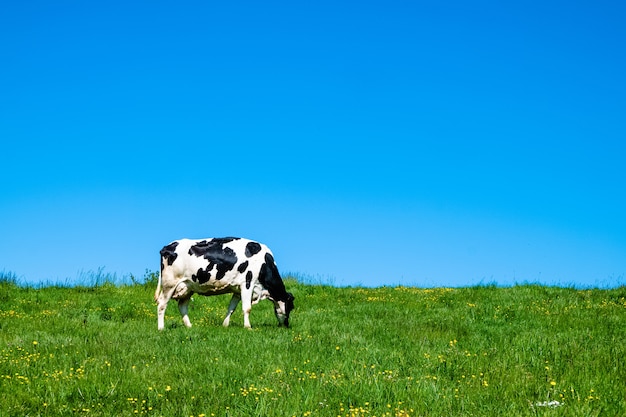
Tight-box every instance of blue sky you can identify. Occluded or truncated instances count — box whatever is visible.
[1,0,625,288]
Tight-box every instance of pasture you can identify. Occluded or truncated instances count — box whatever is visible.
[0,273,624,416]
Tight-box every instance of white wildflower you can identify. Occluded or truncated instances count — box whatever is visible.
[534,400,562,408]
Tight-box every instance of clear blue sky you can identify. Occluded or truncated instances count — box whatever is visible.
[1,0,625,288]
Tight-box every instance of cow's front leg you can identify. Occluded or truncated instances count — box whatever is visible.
[223,293,241,327]
[241,291,253,329]
[178,296,192,328]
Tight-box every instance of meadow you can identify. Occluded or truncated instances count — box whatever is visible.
[0,272,624,416]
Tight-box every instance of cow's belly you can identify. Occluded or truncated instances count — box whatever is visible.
[195,282,237,296]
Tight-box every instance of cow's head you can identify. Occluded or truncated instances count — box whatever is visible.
[274,292,295,327]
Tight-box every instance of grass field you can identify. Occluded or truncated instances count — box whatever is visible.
[0,272,624,416]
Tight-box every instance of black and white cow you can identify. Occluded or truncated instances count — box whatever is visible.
[154,237,294,330]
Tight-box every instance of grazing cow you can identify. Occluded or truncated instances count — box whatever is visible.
[154,237,295,330]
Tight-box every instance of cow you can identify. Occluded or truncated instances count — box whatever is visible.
[154,237,294,330]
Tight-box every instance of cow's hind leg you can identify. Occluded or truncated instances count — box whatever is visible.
[223,293,241,327]
[178,296,193,328]
[157,293,170,331]
[170,282,193,328]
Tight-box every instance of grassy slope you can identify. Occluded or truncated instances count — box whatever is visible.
[0,278,624,416]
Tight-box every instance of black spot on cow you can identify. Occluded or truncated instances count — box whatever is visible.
[218,237,239,244]
[237,261,249,274]
[160,241,179,266]
[245,241,262,257]
[258,252,289,300]
[188,238,239,281]
[189,237,238,257]
[192,268,212,284]
[246,270,253,289]
[257,252,295,322]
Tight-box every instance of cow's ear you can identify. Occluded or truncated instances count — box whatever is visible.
[287,292,295,301]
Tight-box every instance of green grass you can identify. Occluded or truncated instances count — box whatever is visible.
[0,274,624,416]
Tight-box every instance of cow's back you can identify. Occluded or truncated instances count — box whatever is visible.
[160,237,274,288]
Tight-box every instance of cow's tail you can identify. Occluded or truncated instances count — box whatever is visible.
[153,270,162,303]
